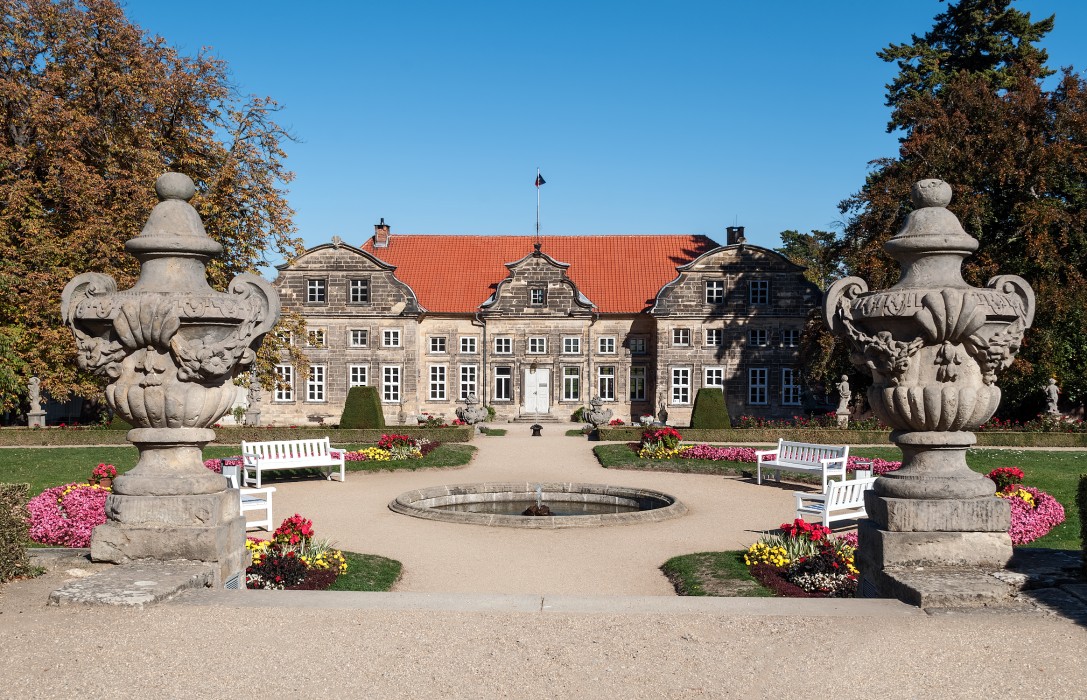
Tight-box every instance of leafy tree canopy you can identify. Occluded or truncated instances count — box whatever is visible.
[839,0,1086,415]
[0,0,305,412]
[774,229,843,291]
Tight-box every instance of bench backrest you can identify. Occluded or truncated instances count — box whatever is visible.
[827,477,877,508]
[242,437,332,462]
[778,440,848,466]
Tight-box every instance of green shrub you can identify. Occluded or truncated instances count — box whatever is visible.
[340,386,385,429]
[0,483,32,583]
[485,405,496,421]
[690,388,730,429]
[571,406,586,422]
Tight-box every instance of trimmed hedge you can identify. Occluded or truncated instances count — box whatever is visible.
[1079,475,1087,575]
[0,483,32,583]
[690,388,730,429]
[0,425,474,446]
[593,426,1087,448]
[340,386,386,429]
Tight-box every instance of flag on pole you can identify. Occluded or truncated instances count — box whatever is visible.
[535,172,545,187]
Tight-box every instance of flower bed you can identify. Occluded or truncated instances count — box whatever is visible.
[744,519,858,598]
[988,467,1066,545]
[27,482,110,547]
[245,514,348,590]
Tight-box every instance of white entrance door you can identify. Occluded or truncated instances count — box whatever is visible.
[522,368,550,414]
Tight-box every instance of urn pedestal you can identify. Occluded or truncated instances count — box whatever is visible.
[823,180,1034,605]
[61,173,280,588]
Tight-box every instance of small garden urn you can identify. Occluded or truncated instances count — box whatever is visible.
[61,173,281,585]
[822,179,1034,599]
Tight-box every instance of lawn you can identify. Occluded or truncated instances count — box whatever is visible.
[327,552,402,592]
[594,442,1085,550]
[1,443,477,496]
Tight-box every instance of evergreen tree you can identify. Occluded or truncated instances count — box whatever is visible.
[839,0,1086,414]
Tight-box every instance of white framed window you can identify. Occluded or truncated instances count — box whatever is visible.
[748,329,769,347]
[382,329,401,348]
[494,337,512,354]
[306,328,326,348]
[494,366,512,401]
[429,336,447,354]
[429,365,446,400]
[749,367,768,404]
[274,364,294,402]
[349,278,370,304]
[349,329,368,348]
[671,367,691,405]
[597,366,615,401]
[749,279,770,305]
[276,329,292,346]
[348,364,368,387]
[307,364,326,402]
[704,367,725,388]
[528,337,547,354]
[782,368,801,406]
[460,364,478,400]
[562,337,581,354]
[597,337,616,354]
[460,336,478,354]
[629,366,646,401]
[705,328,723,347]
[530,288,545,306]
[782,329,801,348]
[629,337,647,355]
[562,366,580,401]
[705,280,725,304]
[306,278,326,303]
[672,328,690,346]
[382,365,401,403]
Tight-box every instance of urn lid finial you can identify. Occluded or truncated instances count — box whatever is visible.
[154,172,196,202]
[910,179,952,209]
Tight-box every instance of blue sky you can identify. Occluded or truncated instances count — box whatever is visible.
[122,1,1086,260]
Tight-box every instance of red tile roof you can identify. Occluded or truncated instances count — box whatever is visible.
[360,234,719,314]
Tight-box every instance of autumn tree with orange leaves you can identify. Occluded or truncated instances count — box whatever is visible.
[838,0,1086,415]
[0,0,306,414]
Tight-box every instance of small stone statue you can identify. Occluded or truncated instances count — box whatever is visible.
[836,375,851,414]
[455,392,488,425]
[27,376,46,428]
[1044,378,1060,416]
[584,395,613,428]
[244,373,262,426]
[28,376,42,412]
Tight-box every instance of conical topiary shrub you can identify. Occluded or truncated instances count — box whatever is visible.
[690,387,730,429]
[340,386,386,429]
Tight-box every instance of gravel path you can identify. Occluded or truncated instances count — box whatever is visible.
[2,428,1085,698]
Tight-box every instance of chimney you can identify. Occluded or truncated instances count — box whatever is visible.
[726,225,746,245]
[374,218,390,248]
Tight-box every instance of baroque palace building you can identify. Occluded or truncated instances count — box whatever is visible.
[260,222,820,426]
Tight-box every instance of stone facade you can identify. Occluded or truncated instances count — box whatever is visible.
[261,229,820,426]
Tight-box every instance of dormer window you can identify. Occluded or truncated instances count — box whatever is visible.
[705,280,725,304]
[530,288,545,306]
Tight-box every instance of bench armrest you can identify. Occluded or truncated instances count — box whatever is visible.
[241,452,260,466]
[754,449,778,461]
[820,456,848,468]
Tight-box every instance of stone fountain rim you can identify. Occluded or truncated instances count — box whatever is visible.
[389,481,687,529]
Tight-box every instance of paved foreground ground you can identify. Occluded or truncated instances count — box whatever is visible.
[2,428,1086,698]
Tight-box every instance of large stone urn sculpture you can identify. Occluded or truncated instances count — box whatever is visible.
[61,173,281,585]
[823,179,1034,602]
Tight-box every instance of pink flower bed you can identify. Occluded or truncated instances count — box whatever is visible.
[27,483,110,547]
[1004,486,1065,545]
[680,444,758,462]
[203,456,244,473]
[845,456,902,475]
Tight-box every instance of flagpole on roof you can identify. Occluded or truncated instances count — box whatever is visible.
[535,168,545,250]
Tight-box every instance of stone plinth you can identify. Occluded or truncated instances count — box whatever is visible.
[27,410,46,428]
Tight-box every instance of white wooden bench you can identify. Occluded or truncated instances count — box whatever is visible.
[794,476,878,527]
[222,464,276,531]
[240,437,346,488]
[755,439,849,491]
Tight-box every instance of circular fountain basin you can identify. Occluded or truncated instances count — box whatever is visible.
[389,482,686,528]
